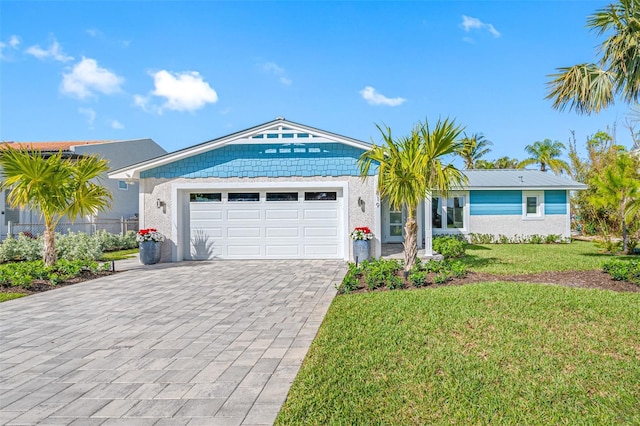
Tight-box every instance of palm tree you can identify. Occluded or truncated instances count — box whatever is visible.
[359,118,466,271]
[590,152,640,253]
[520,139,570,174]
[458,133,493,169]
[0,148,112,265]
[493,156,522,169]
[547,0,640,114]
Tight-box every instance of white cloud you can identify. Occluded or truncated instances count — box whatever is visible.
[0,35,21,60]
[262,61,292,86]
[110,119,124,129]
[461,15,501,38]
[359,86,406,107]
[78,107,96,128]
[135,70,218,113]
[26,38,74,62]
[61,57,124,99]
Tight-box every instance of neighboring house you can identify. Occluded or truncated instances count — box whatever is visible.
[109,118,586,262]
[0,139,167,240]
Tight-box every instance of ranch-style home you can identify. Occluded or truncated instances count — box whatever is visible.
[109,118,587,262]
[0,139,167,240]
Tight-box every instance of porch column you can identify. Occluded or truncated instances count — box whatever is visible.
[424,194,433,255]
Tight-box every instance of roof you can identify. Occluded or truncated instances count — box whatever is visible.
[458,169,587,190]
[0,141,113,152]
[110,117,372,180]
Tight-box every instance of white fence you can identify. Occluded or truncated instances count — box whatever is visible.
[6,217,139,239]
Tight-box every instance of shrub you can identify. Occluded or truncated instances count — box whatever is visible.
[0,234,42,263]
[434,272,451,285]
[469,233,495,244]
[0,259,107,289]
[433,236,466,258]
[602,259,640,284]
[95,230,138,252]
[408,270,427,287]
[448,260,468,278]
[337,263,362,294]
[56,231,103,261]
[363,259,402,291]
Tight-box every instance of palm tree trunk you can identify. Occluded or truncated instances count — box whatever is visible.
[622,219,628,253]
[43,226,57,266]
[403,211,418,272]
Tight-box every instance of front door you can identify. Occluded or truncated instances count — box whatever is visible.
[382,200,405,243]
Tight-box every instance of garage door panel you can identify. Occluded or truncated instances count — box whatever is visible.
[265,227,299,238]
[304,209,338,220]
[265,209,299,220]
[188,188,343,259]
[266,245,300,256]
[227,227,261,238]
[228,209,261,220]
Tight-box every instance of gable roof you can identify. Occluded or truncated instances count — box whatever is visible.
[110,118,372,180]
[458,169,587,190]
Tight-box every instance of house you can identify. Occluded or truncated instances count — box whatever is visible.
[109,118,586,262]
[0,139,167,240]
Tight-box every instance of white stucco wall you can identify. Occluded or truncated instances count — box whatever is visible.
[140,175,378,262]
[467,215,569,238]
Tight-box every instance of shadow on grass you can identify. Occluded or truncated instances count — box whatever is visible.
[459,254,502,269]
[465,244,492,251]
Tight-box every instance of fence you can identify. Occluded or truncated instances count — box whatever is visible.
[6,217,139,239]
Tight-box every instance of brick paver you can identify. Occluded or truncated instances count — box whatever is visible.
[0,260,345,425]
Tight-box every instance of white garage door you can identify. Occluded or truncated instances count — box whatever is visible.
[187,189,343,259]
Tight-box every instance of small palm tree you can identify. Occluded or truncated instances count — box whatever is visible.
[458,133,493,169]
[547,0,640,114]
[0,148,112,265]
[520,139,570,174]
[590,152,640,253]
[493,156,522,169]
[359,118,466,271]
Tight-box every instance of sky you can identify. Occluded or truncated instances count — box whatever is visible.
[1,0,637,165]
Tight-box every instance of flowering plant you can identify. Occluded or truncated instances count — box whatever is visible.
[350,226,374,240]
[136,228,165,243]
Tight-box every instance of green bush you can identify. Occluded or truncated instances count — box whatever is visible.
[56,231,103,261]
[433,236,466,258]
[448,260,468,278]
[363,259,403,291]
[95,230,138,251]
[469,233,495,244]
[0,233,42,262]
[0,259,108,289]
[408,270,427,287]
[602,259,640,284]
[337,263,362,294]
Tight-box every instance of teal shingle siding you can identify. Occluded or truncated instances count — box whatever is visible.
[140,143,376,179]
[470,190,522,215]
[544,190,567,215]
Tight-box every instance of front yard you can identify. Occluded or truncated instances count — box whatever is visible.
[277,241,640,425]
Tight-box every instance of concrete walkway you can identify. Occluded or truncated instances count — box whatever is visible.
[0,259,346,425]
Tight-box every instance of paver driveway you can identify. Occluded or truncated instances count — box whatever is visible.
[0,260,346,425]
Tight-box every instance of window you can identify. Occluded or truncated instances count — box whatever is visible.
[266,192,299,202]
[190,193,221,202]
[447,196,465,229]
[304,191,337,201]
[228,192,260,202]
[432,193,467,231]
[522,191,543,218]
[118,180,128,190]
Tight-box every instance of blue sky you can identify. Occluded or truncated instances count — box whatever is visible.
[0,1,636,163]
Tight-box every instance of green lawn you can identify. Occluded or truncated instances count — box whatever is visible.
[277,283,640,425]
[0,293,26,303]
[100,248,139,261]
[460,240,632,274]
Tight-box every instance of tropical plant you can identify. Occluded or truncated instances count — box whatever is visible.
[474,156,521,170]
[359,118,466,271]
[0,149,112,266]
[458,133,492,169]
[547,0,640,114]
[589,152,640,253]
[520,139,570,174]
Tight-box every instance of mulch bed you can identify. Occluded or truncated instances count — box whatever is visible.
[0,270,117,295]
[348,270,639,294]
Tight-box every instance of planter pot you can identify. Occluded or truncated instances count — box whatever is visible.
[139,241,162,265]
[353,239,371,263]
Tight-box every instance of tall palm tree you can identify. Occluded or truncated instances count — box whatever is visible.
[547,0,640,114]
[0,148,112,265]
[520,139,570,174]
[359,118,466,271]
[493,156,522,169]
[458,133,493,169]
